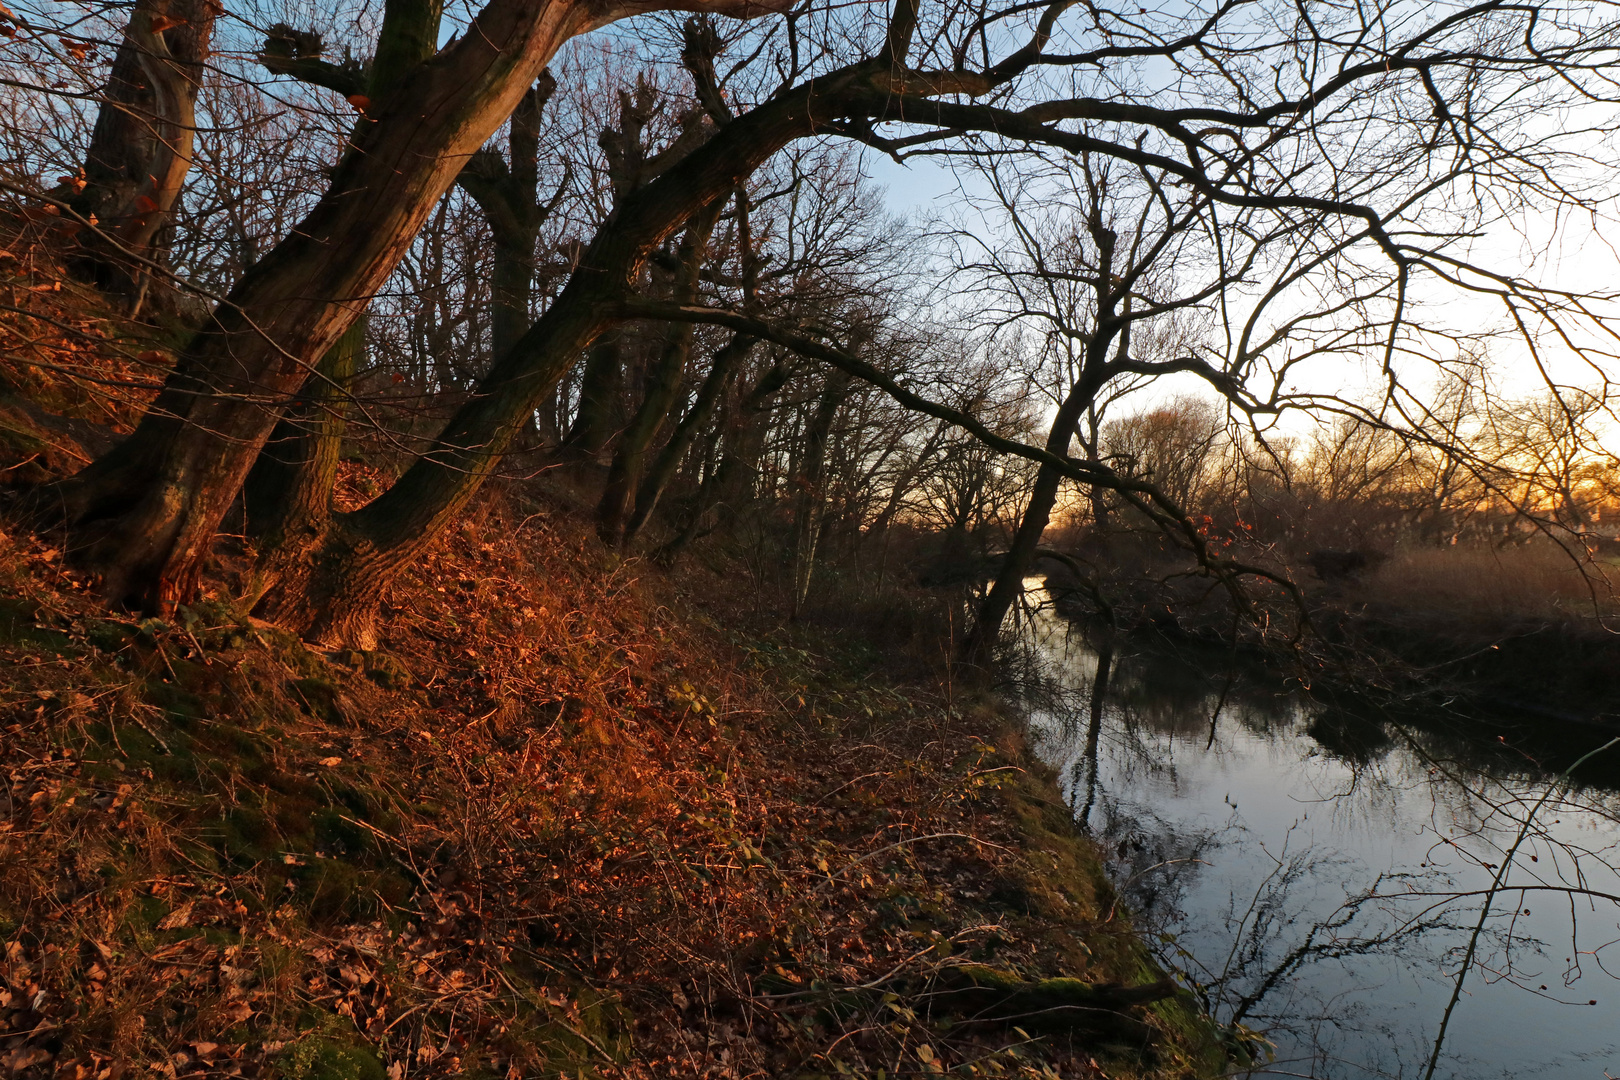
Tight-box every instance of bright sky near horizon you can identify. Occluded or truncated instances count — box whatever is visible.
[860,137,1620,454]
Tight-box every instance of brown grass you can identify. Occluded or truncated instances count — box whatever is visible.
[1348,540,1620,624]
[0,242,1220,1080]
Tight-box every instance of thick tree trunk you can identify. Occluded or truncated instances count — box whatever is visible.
[43,0,788,615]
[596,202,724,544]
[239,0,439,594]
[72,0,218,301]
[240,319,364,603]
[623,330,755,543]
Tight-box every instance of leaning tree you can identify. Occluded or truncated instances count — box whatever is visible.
[29,0,791,614]
[30,0,1620,650]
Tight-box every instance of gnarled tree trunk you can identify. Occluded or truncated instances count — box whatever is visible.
[42,0,789,615]
[236,0,443,601]
[561,335,625,459]
[72,0,219,304]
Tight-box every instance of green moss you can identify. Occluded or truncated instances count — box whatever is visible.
[312,808,371,857]
[273,1036,386,1080]
[148,680,209,726]
[289,678,345,724]
[363,652,411,690]
[219,805,277,863]
[0,419,48,456]
[0,597,72,652]
[86,618,136,652]
[287,857,408,925]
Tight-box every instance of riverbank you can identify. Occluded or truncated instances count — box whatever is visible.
[1039,540,1620,732]
[1011,603,1620,1079]
[0,495,1226,1079]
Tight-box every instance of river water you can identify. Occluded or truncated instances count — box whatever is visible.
[1013,594,1620,1079]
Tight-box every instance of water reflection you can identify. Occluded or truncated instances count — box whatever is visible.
[1008,592,1620,1079]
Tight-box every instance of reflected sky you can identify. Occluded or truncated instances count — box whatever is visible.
[1012,594,1620,1079]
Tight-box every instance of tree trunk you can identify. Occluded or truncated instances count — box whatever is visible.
[657,355,792,562]
[596,201,724,544]
[791,374,850,618]
[240,318,365,603]
[71,0,218,302]
[963,339,1123,663]
[236,0,444,591]
[458,72,557,363]
[561,334,625,458]
[960,380,1096,664]
[260,69,890,644]
[962,206,1130,663]
[623,330,755,543]
[42,0,788,615]
[867,417,947,537]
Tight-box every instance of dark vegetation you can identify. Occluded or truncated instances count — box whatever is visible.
[1035,402,1620,725]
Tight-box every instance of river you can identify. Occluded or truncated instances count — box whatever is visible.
[1013,591,1620,1079]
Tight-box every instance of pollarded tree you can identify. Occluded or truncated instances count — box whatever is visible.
[68,0,221,304]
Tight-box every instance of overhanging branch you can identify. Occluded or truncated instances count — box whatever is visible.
[613,297,1305,614]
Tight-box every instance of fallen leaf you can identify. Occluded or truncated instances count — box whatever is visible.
[156,902,194,929]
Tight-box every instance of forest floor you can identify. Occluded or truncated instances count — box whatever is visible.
[0,265,1229,1079]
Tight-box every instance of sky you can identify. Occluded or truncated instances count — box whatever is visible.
[858,131,1620,454]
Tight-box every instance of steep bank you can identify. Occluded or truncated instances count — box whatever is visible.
[0,496,1225,1080]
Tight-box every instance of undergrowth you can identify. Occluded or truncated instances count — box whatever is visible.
[0,500,1226,1079]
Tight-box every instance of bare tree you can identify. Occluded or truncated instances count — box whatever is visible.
[2,0,1613,655]
[69,0,220,305]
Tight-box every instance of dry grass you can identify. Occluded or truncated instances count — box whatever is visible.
[1348,541,1620,624]
[0,247,1222,1080]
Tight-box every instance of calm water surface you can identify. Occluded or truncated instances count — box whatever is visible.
[1014,595,1620,1079]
